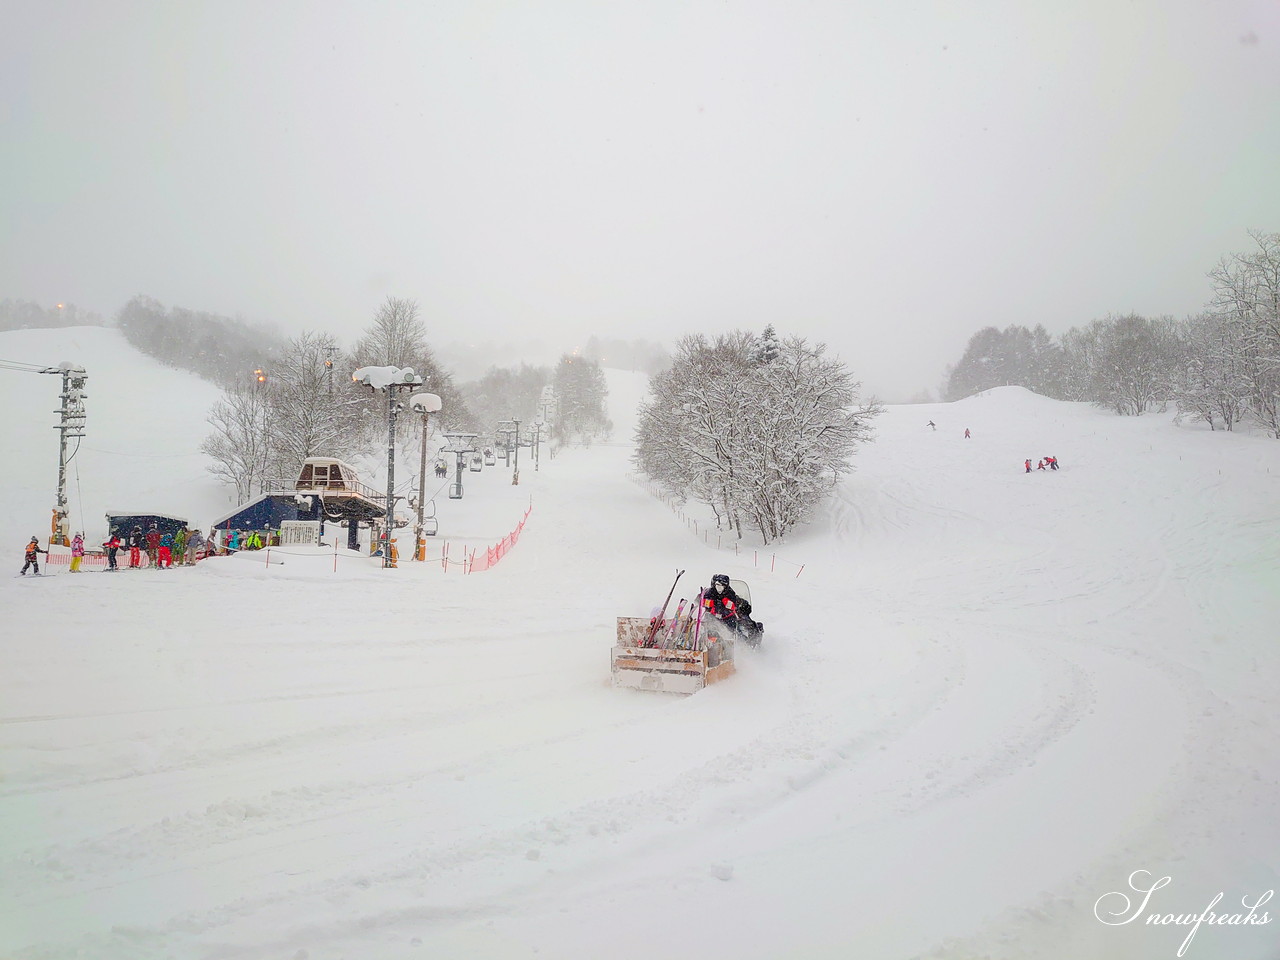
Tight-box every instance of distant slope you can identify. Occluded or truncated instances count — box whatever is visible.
[601,366,649,443]
[0,327,231,547]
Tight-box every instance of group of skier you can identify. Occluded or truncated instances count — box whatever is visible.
[20,525,210,575]
[1024,457,1060,473]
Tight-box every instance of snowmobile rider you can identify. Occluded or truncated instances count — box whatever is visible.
[703,573,762,641]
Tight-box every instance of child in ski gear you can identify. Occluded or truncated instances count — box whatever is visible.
[228,529,241,551]
[103,532,121,570]
[158,531,174,567]
[174,527,188,564]
[1037,459,1046,471]
[70,533,85,572]
[145,525,161,565]
[702,573,763,642]
[927,420,936,430]
[129,527,144,567]
[1025,459,1032,473]
[964,428,971,438]
[1046,455,1059,470]
[185,530,204,564]
[21,537,47,575]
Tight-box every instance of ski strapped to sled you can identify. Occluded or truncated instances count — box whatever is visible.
[613,576,735,694]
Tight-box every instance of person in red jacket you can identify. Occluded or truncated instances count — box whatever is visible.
[145,524,161,565]
[128,527,144,568]
[702,573,763,644]
[1025,459,1032,473]
[102,531,121,570]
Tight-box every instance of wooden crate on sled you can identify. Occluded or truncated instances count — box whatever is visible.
[611,616,735,695]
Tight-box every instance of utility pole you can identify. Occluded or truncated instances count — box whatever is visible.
[324,345,335,399]
[0,357,88,546]
[533,421,541,471]
[50,365,87,545]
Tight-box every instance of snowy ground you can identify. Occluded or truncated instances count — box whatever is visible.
[2,327,1278,960]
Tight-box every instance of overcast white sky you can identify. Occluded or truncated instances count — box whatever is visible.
[3,0,1278,398]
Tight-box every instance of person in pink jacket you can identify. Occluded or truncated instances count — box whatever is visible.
[70,532,85,573]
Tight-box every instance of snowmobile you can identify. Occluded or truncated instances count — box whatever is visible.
[612,571,756,694]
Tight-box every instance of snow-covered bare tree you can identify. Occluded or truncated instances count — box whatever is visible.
[201,380,273,502]
[351,296,471,434]
[1171,313,1250,430]
[265,331,361,473]
[636,331,879,543]
[1060,314,1180,415]
[1208,230,1280,437]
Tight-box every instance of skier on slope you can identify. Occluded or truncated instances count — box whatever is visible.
[20,537,48,576]
[158,530,175,568]
[702,573,763,644]
[103,531,121,570]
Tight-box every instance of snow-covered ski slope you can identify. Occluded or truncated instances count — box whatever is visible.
[2,327,1278,960]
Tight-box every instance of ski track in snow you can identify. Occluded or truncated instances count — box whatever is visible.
[2,331,1278,960]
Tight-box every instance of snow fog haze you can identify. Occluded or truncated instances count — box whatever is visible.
[1,325,1277,959]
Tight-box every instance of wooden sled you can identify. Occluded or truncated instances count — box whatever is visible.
[611,616,735,695]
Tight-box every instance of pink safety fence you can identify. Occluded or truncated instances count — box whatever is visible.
[459,503,532,573]
[43,549,208,569]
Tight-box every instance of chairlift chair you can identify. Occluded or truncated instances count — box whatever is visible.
[448,482,464,500]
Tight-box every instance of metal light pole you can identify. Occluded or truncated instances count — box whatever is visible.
[511,418,521,485]
[410,392,442,560]
[352,366,423,568]
[254,368,270,495]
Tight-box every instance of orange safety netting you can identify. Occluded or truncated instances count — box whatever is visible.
[463,503,532,573]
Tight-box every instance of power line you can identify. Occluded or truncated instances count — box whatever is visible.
[0,357,55,374]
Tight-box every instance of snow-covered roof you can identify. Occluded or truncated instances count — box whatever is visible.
[302,457,362,472]
[104,510,189,523]
[207,494,272,529]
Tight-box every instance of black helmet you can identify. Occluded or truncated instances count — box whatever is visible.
[711,573,730,587]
